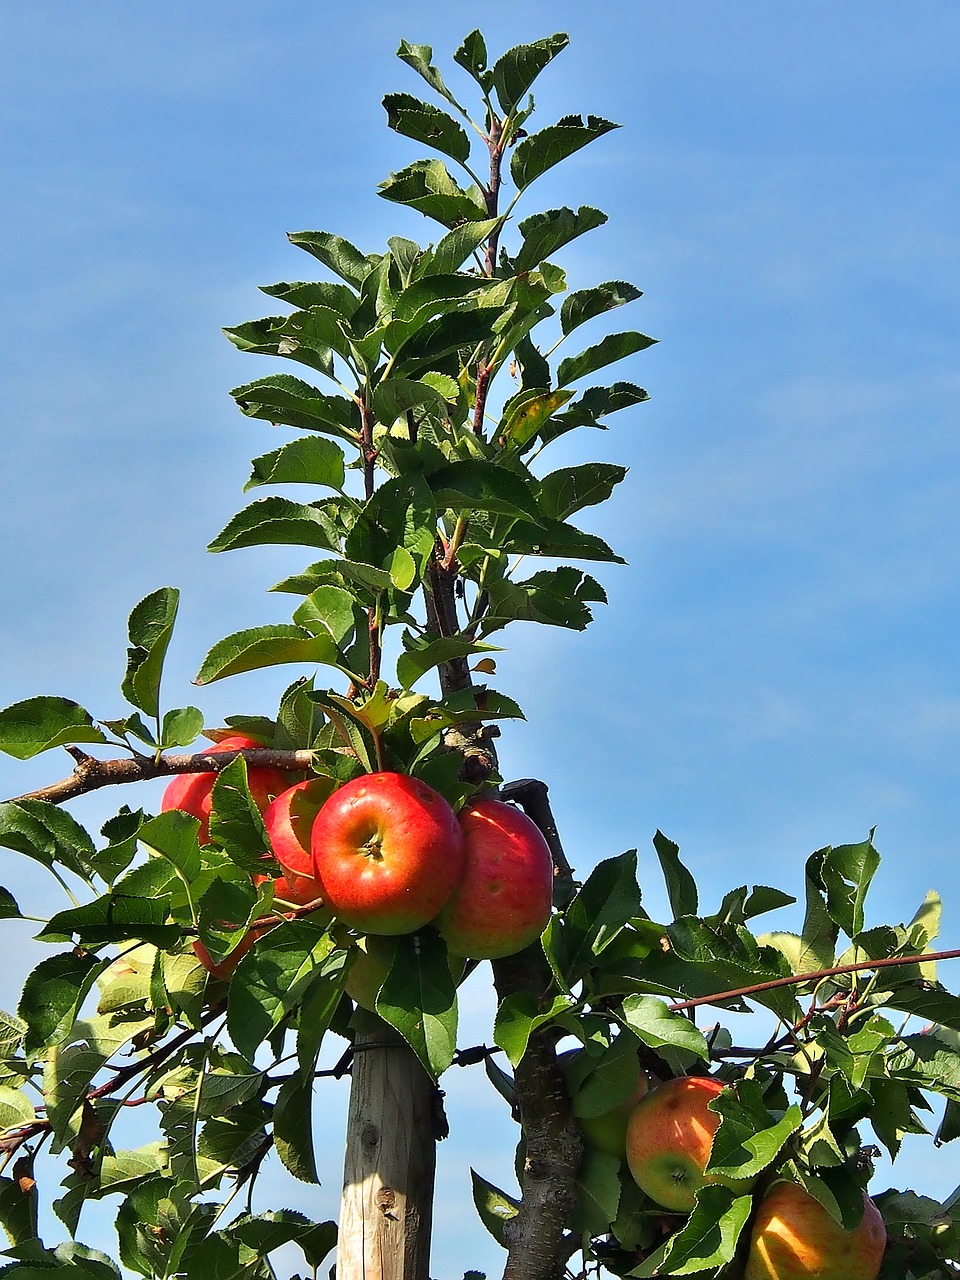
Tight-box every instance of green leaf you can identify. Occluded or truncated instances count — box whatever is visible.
[571,1148,622,1237]
[159,705,203,750]
[0,888,20,919]
[227,921,335,1059]
[383,93,471,164]
[632,1186,753,1276]
[493,991,576,1068]
[208,496,346,555]
[286,230,379,287]
[513,206,607,274]
[568,1032,645,1119]
[884,985,960,1033]
[454,30,492,87]
[379,159,487,228]
[548,850,641,985]
[121,587,179,719]
[0,696,107,760]
[272,557,394,598]
[245,437,346,493]
[620,995,709,1061]
[417,219,502,276]
[653,830,698,918]
[511,115,619,191]
[707,1081,803,1179]
[560,281,643,336]
[308,691,380,773]
[292,585,358,648]
[537,463,628,521]
[396,637,501,691]
[910,889,942,981]
[558,331,657,387]
[18,952,101,1056]
[370,376,448,427]
[396,40,467,115]
[195,624,346,685]
[344,473,436,577]
[208,757,271,869]
[470,1169,519,1247]
[506,516,625,563]
[231,374,359,441]
[273,1074,318,1184]
[820,838,881,938]
[0,1175,38,1248]
[492,33,569,113]
[138,809,202,883]
[296,956,350,1077]
[376,931,459,1079]
[430,460,545,522]
[479,568,607,635]
[0,799,96,883]
[39,894,179,948]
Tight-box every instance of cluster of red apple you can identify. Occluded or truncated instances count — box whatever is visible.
[161,734,554,976]
[576,1065,885,1279]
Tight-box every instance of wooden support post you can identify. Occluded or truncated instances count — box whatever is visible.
[337,1019,437,1280]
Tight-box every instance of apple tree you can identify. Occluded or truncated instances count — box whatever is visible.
[1,28,960,1280]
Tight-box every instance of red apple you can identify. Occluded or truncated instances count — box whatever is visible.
[311,772,464,935]
[437,798,553,960]
[252,869,326,910]
[744,1183,885,1279]
[161,734,289,844]
[625,1076,751,1212]
[263,778,338,880]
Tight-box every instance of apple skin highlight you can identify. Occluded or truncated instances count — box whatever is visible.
[744,1183,886,1280]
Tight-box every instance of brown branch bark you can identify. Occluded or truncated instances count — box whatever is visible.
[668,947,960,1014]
[6,747,317,807]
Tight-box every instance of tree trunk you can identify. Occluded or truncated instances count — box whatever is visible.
[337,1019,437,1280]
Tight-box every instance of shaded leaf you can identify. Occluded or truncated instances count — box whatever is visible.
[286,230,379,287]
[396,637,501,691]
[470,1169,519,1246]
[513,206,607,274]
[560,281,643,336]
[537,463,627,521]
[230,374,359,441]
[493,33,570,113]
[511,115,619,191]
[227,921,335,1059]
[380,160,487,228]
[383,93,471,164]
[208,496,346,555]
[653,830,698,918]
[558,331,657,387]
[376,931,459,1079]
[0,697,106,760]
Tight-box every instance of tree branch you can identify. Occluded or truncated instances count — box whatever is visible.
[6,747,317,806]
[668,947,960,1014]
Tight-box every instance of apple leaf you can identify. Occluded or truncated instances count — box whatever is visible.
[513,205,607,273]
[569,1031,644,1120]
[245,437,346,493]
[511,115,619,192]
[383,93,472,165]
[416,218,501,276]
[570,1148,621,1237]
[195,625,348,685]
[376,931,459,1080]
[470,1169,519,1247]
[653,829,698,919]
[548,850,642,986]
[619,995,709,1062]
[18,952,103,1058]
[286,230,380,288]
[396,637,502,691]
[492,33,569,114]
[273,1074,319,1184]
[557,331,657,388]
[227,921,335,1060]
[0,695,107,760]
[560,281,643,336]
[208,757,272,872]
[631,1186,752,1276]
[121,587,180,719]
[208,497,347,555]
[537,464,628,522]
[493,991,577,1067]
[0,800,97,884]
[706,1079,803,1180]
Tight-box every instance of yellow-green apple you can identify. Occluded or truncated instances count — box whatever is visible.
[263,777,337,881]
[345,934,465,1011]
[161,734,289,844]
[437,798,553,959]
[625,1075,751,1211]
[744,1182,886,1279]
[311,772,465,934]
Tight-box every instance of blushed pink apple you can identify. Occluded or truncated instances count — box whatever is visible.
[437,798,553,960]
[625,1076,752,1212]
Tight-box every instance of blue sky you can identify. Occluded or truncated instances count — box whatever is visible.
[2,2,960,1274]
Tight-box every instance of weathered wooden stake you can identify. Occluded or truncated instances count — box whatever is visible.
[337,1019,437,1280]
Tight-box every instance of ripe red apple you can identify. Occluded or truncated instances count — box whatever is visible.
[311,772,464,935]
[252,868,327,911]
[744,1183,886,1279]
[263,777,337,880]
[437,798,553,960]
[625,1075,751,1211]
[161,734,289,845]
